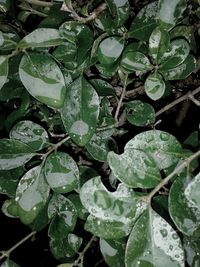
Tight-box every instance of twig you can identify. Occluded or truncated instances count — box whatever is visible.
[21,0,53,7]
[125,85,145,98]
[156,86,200,117]
[114,74,128,122]
[146,150,200,202]
[176,100,191,127]
[73,236,96,266]
[61,2,107,23]
[0,231,36,260]
[188,94,200,106]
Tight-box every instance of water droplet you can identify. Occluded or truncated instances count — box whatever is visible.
[160,132,169,141]
[160,228,168,237]
[172,233,178,239]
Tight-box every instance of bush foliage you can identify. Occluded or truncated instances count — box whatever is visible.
[0,0,200,266]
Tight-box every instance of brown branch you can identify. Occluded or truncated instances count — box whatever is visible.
[156,86,200,117]
[61,2,107,23]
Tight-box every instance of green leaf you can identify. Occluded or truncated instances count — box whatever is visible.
[56,264,73,267]
[125,100,156,126]
[124,130,183,170]
[45,152,79,193]
[85,214,133,239]
[100,238,125,267]
[0,32,19,51]
[159,39,190,69]
[0,139,35,170]
[128,2,158,41]
[89,78,115,96]
[96,60,119,78]
[19,52,66,108]
[121,51,152,72]
[106,0,130,27]
[185,172,200,210]
[97,36,124,65]
[0,56,8,91]
[158,0,187,30]
[15,165,50,225]
[125,207,185,267]
[160,54,196,80]
[48,194,77,234]
[144,72,166,100]
[108,149,161,188]
[29,200,50,231]
[169,174,200,237]
[68,194,88,220]
[0,0,10,12]
[9,120,49,151]
[86,132,117,162]
[1,199,19,218]
[149,27,170,63]
[18,28,62,49]
[184,236,200,267]
[80,176,147,237]
[0,259,20,267]
[60,76,99,146]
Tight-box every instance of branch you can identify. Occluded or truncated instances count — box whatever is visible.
[0,231,36,260]
[146,150,200,202]
[21,0,53,7]
[61,2,107,23]
[73,236,96,266]
[156,86,200,117]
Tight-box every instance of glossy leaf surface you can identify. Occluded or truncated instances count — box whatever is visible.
[100,238,125,267]
[149,27,170,63]
[106,0,130,26]
[108,149,161,188]
[121,51,152,72]
[124,130,183,170]
[18,28,62,48]
[161,54,196,80]
[15,165,49,225]
[0,259,20,267]
[125,100,156,126]
[159,39,190,69]
[60,77,99,146]
[80,176,147,237]
[145,72,165,100]
[0,56,8,91]
[45,152,79,193]
[0,139,35,170]
[184,172,200,210]
[169,174,200,237]
[125,207,185,267]
[158,0,187,29]
[129,2,158,41]
[19,52,66,108]
[9,120,49,151]
[97,36,124,65]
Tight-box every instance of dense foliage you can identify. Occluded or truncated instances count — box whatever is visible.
[0,0,200,266]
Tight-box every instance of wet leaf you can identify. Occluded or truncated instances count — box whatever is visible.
[145,72,166,100]
[0,56,8,91]
[121,51,152,72]
[1,199,18,218]
[160,54,196,80]
[149,27,170,63]
[125,100,156,126]
[15,165,50,225]
[169,174,200,237]
[89,78,115,96]
[97,36,124,65]
[48,194,77,236]
[124,130,183,170]
[18,28,62,49]
[100,238,125,267]
[60,76,99,146]
[184,172,200,210]
[80,176,147,235]
[0,32,19,51]
[9,120,49,151]
[128,2,158,41]
[158,0,187,29]
[45,152,79,194]
[86,132,117,162]
[0,0,10,12]
[29,200,50,231]
[108,149,161,188]
[0,139,35,170]
[183,236,200,267]
[19,52,66,108]
[0,259,20,267]
[68,194,88,220]
[125,207,185,267]
[106,0,130,27]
